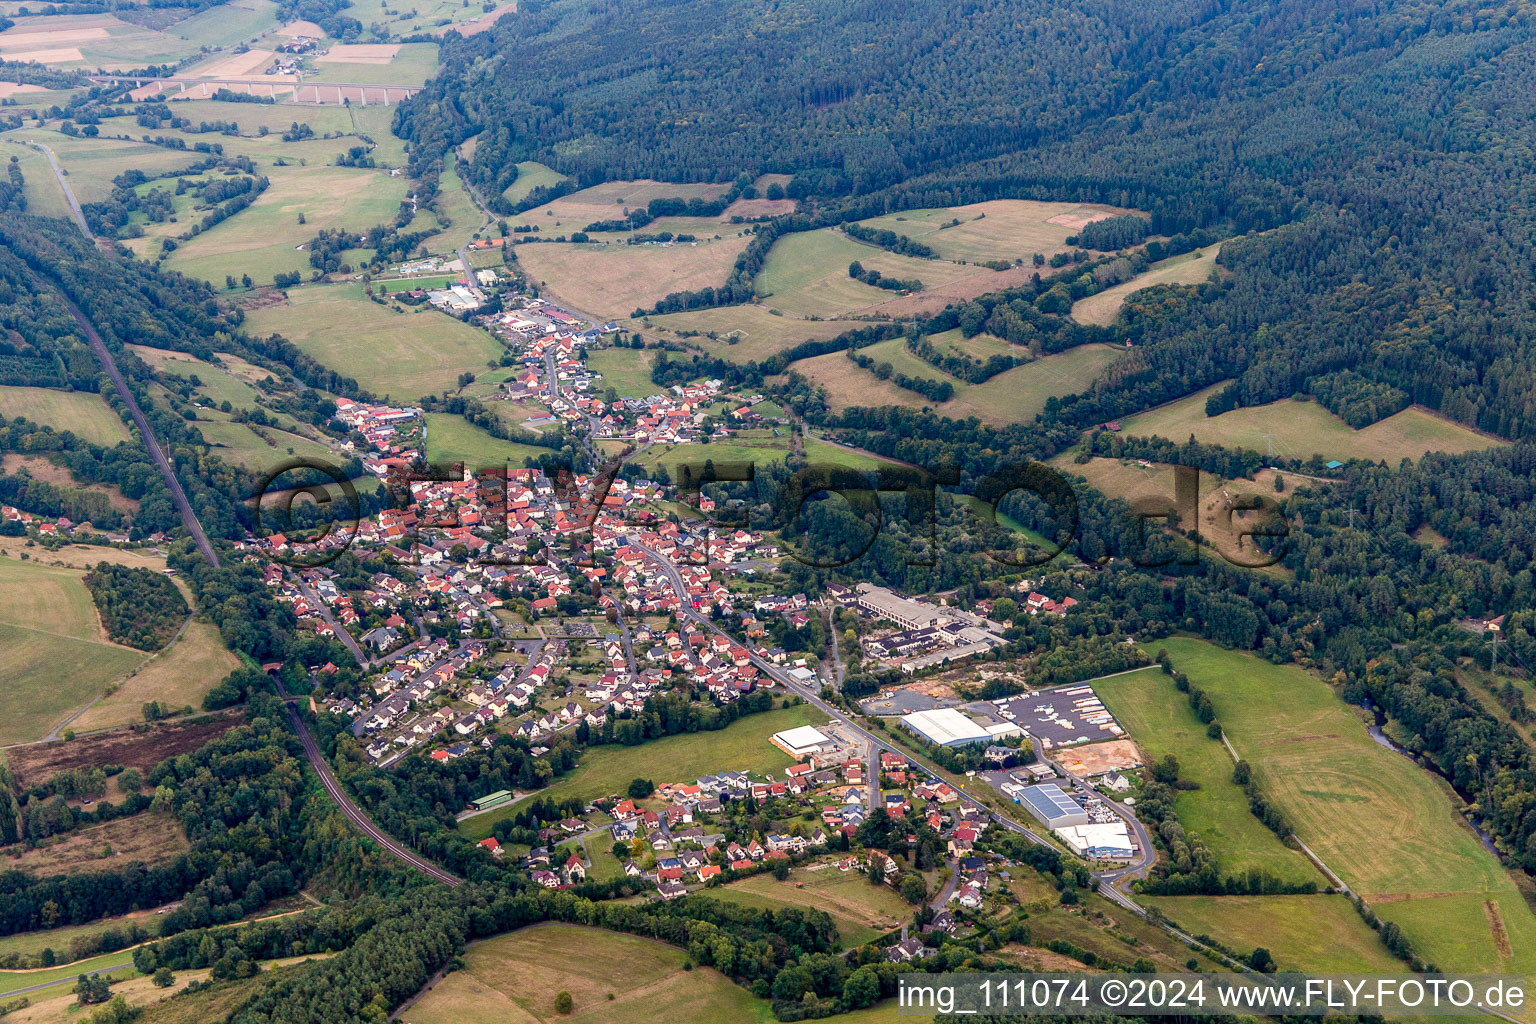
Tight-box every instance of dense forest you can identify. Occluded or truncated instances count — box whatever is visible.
[400,0,1536,441]
[82,562,188,650]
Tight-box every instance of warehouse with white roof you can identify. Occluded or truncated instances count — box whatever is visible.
[900,707,993,747]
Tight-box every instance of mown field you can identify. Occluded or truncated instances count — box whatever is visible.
[513,235,752,319]
[70,619,239,732]
[0,556,147,745]
[3,143,71,219]
[502,160,567,205]
[1071,243,1224,326]
[1094,667,1316,883]
[584,347,657,399]
[423,413,549,471]
[193,419,335,472]
[308,41,439,87]
[1147,894,1408,973]
[461,704,826,839]
[166,163,411,287]
[789,341,1120,425]
[1,812,188,877]
[1149,637,1536,975]
[405,924,774,1024]
[710,863,911,946]
[754,229,981,318]
[242,282,502,400]
[505,178,730,232]
[636,304,865,363]
[7,130,203,203]
[853,199,1139,264]
[0,385,129,446]
[422,152,486,254]
[1118,383,1503,464]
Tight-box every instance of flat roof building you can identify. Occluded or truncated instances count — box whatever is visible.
[771,725,833,758]
[1055,821,1134,859]
[901,707,992,747]
[1014,782,1090,829]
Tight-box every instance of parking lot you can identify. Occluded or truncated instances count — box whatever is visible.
[965,683,1124,751]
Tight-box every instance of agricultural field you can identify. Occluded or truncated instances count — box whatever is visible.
[0,385,129,446]
[309,42,440,87]
[3,142,71,219]
[0,812,188,878]
[1048,458,1288,569]
[461,704,826,839]
[506,178,731,231]
[1147,895,1408,973]
[405,924,774,1024]
[0,556,147,745]
[513,235,753,320]
[1094,667,1315,883]
[502,160,568,205]
[423,413,549,471]
[193,419,336,471]
[630,429,798,481]
[710,863,911,945]
[1071,243,1224,326]
[635,304,865,363]
[754,228,982,318]
[1118,383,1503,464]
[853,199,1140,264]
[0,1,278,70]
[788,341,1120,425]
[424,153,488,253]
[127,346,274,417]
[1148,637,1536,975]
[165,163,411,286]
[7,131,203,204]
[584,347,657,399]
[70,619,239,732]
[3,714,238,789]
[241,282,503,400]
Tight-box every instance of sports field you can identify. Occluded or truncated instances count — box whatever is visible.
[1071,243,1224,326]
[0,385,129,446]
[637,304,865,363]
[423,413,549,471]
[710,864,910,946]
[854,199,1139,264]
[0,557,146,745]
[1149,637,1536,974]
[584,347,657,399]
[1094,667,1315,883]
[460,704,825,839]
[242,282,503,400]
[166,163,411,286]
[754,229,981,318]
[70,619,239,732]
[788,341,1119,424]
[406,924,773,1024]
[1119,384,1503,464]
[514,235,752,319]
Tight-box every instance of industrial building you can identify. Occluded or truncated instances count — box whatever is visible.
[1055,821,1135,860]
[1013,782,1091,828]
[901,708,993,747]
[771,725,833,758]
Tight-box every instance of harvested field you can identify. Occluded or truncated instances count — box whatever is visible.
[276,19,323,35]
[0,813,188,877]
[2,48,81,63]
[0,82,45,98]
[1118,383,1504,464]
[71,619,240,733]
[190,48,274,77]
[514,236,751,319]
[855,199,1141,264]
[509,179,731,229]
[857,264,1038,317]
[724,196,796,218]
[711,862,911,945]
[636,304,865,363]
[315,43,400,63]
[4,714,240,788]
[1072,243,1224,326]
[1,454,138,512]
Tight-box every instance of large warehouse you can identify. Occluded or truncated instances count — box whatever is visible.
[1014,782,1091,829]
[771,725,833,758]
[901,708,993,747]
